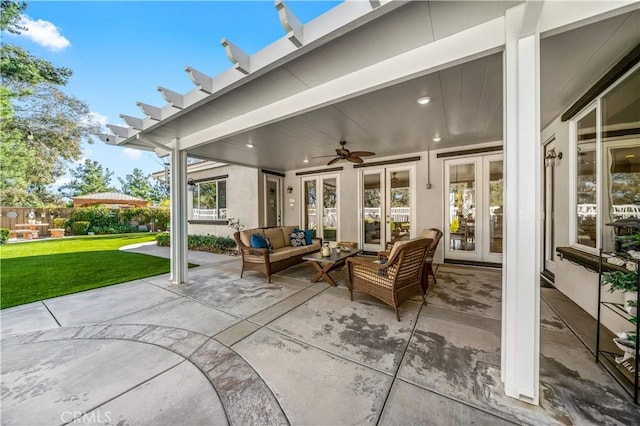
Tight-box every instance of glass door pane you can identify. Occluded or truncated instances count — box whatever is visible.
[575,108,597,248]
[388,169,411,245]
[488,159,503,255]
[322,177,338,242]
[303,179,317,237]
[362,171,383,251]
[265,178,279,227]
[448,162,476,253]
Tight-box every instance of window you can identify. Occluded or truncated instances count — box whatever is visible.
[572,66,639,252]
[191,179,226,220]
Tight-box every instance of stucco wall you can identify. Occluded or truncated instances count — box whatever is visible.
[187,165,259,238]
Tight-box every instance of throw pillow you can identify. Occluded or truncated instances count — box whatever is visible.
[264,237,274,253]
[290,231,306,247]
[250,233,268,249]
[303,229,314,245]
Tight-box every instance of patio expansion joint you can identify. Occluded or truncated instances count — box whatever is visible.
[40,300,62,327]
[375,301,427,425]
[258,323,396,378]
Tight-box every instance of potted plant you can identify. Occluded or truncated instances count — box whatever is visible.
[602,270,638,316]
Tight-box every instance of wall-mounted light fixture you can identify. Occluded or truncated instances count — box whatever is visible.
[286,186,293,194]
[187,178,196,191]
[544,149,563,167]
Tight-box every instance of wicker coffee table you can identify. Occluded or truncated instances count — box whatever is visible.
[303,249,362,286]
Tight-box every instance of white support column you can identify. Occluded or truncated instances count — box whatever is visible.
[502,3,541,405]
[169,139,189,284]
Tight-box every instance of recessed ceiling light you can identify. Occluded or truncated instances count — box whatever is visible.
[417,97,431,105]
[432,136,441,142]
[303,158,309,163]
[246,143,254,148]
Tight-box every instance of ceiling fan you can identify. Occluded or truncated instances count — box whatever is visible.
[313,140,375,165]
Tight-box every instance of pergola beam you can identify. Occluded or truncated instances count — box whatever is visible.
[221,38,251,74]
[96,133,123,145]
[157,86,185,109]
[137,102,164,121]
[106,124,135,140]
[275,0,304,47]
[185,66,215,94]
[120,114,145,130]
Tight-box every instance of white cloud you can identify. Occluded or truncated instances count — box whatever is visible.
[18,15,70,51]
[123,148,142,160]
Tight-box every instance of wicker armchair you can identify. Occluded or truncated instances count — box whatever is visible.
[379,228,443,294]
[347,237,431,321]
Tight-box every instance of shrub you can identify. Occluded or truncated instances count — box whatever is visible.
[72,207,116,230]
[155,233,235,254]
[73,221,90,235]
[0,228,9,245]
[53,218,66,229]
[156,232,170,246]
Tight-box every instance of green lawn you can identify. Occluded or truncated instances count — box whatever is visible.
[0,233,187,309]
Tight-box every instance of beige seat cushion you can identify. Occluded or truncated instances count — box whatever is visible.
[305,242,321,253]
[288,246,308,257]
[264,228,286,249]
[282,226,298,246]
[240,228,263,247]
[269,247,295,262]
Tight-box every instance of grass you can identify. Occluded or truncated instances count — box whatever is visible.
[0,233,193,309]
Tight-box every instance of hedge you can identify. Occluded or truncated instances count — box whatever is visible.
[73,221,90,235]
[156,233,236,254]
[0,228,9,245]
[68,206,170,235]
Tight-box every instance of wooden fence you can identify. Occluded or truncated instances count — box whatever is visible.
[0,207,74,231]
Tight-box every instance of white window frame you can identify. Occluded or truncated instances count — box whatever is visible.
[569,63,640,253]
[191,178,227,221]
[300,173,340,242]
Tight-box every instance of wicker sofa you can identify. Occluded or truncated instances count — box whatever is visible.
[234,226,321,282]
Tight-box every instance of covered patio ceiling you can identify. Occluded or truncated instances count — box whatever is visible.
[107,2,639,172]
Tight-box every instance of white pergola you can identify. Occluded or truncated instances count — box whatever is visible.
[101,0,640,405]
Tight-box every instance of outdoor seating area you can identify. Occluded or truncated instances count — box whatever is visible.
[2,245,639,425]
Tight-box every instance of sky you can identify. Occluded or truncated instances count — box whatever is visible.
[5,0,341,190]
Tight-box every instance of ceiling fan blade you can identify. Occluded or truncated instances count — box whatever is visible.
[311,155,339,159]
[347,156,364,164]
[349,151,375,157]
[327,157,341,165]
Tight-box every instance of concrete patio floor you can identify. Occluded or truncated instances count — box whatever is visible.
[2,245,639,425]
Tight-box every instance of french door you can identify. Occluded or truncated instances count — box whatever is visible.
[444,155,503,263]
[302,174,339,242]
[360,166,416,252]
[264,175,282,227]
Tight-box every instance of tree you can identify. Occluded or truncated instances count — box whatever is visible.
[118,168,168,204]
[59,160,115,198]
[0,1,99,206]
[0,0,26,34]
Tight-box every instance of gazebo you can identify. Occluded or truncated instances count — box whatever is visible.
[72,192,148,208]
